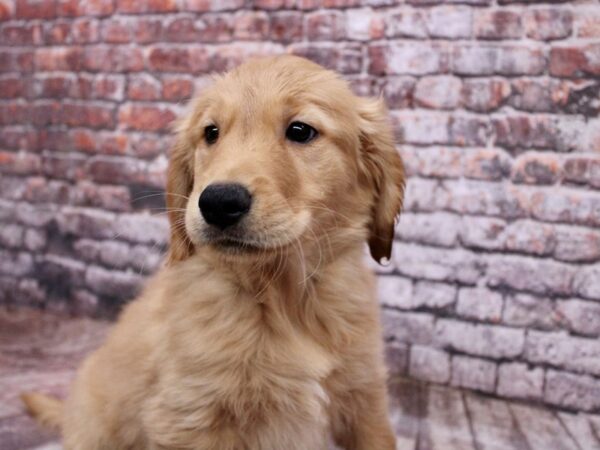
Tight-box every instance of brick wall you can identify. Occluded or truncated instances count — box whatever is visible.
[1,0,600,412]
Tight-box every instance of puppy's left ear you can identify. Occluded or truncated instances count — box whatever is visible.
[357,97,405,265]
[165,117,196,265]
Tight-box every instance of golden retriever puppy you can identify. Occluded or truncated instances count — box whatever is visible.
[22,55,405,450]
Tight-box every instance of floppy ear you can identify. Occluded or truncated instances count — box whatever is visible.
[357,98,405,264]
[165,119,196,265]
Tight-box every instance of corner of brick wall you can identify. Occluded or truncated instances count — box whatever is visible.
[1,0,600,413]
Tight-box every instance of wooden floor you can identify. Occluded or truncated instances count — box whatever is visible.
[1,308,599,450]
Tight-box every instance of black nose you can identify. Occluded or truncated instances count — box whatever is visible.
[199,183,252,230]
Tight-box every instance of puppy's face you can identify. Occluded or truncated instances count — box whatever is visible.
[167,56,404,264]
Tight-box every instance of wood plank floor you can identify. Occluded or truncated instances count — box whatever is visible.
[1,307,599,450]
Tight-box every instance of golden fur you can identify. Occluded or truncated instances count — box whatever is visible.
[22,55,405,450]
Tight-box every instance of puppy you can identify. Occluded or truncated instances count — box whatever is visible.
[23,55,405,450]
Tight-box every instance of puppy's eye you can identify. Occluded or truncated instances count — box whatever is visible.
[286,122,318,144]
[204,125,219,145]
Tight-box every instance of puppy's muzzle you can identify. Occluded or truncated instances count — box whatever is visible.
[199,183,252,230]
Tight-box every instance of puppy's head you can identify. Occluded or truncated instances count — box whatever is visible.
[166,55,404,266]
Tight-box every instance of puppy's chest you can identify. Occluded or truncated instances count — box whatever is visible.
[160,304,336,424]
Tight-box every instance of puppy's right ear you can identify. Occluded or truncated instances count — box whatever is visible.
[165,115,197,265]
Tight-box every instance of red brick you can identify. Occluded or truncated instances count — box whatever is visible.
[576,9,600,38]
[234,12,270,41]
[508,79,599,117]
[0,103,29,126]
[525,8,572,41]
[253,0,296,8]
[87,77,121,103]
[37,128,71,151]
[57,0,114,16]
[448,116,489,146]
[1,23,42,45]
[42,21,71,44]
[129,134,173,158]
[346,8,383,41]
[550,44,600,78]
[164,17,201,42]
[291,43,362,74]
[463,148,512,181]
[100,19,131,43]
[462,79,510,113]
[493,115,559,153]
[41,153,86,180]
[385,8,427,39]
[132,18,163,44]
[270,12,303,43]
[453,44,546,76]
[403,146,462,179]
[161,77,193,102]
[370,42,448,76]
[407,0,490,5]
[557,81,600,117]
[298,0,361,8]
[119,103,177,132]
[563,156,600,189]
[511,153,562,185]
[62,102,116,129]
[82,46,144,73]
[0,50,34,73]
[414,76,461,110]
[306,10,346,41]
[184,0,245,11]
[116,0,177,13]
[34,75,71,98]
[30,101,62,127]
[35,47,83,71]
[16,0,56,18]
[127,74,161,101]
[391,111,449,145]
[509,79,558,113]
[426,6,472,39]
[71,129,129,155]
[382,76,415,109]
[0,76,26,99]
[147,46,209,73]
[0,0,13,19]
[474,10,523,40]
[86,156,146,185]
[0,150,41,175]
[71,18,99,43]
[80,182,132,212]
[0,126,38,151]
[73,74,125,102]
[348,76,380,97]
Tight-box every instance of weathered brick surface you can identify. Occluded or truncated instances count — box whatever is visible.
[456,286,503,322]
[450,355,496,393]
[497,362,544,401]
[435,319,524,359]
[1,0,600,412]
[409,345,451,384]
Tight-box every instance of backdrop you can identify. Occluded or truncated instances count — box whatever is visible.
[1,0,600,413]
